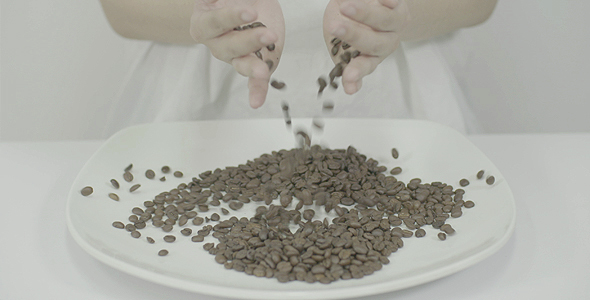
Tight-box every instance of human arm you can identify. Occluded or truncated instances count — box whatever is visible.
[323,0,498,94]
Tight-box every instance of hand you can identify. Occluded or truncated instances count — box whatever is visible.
[190,0,285,108]
[323,0,410,94]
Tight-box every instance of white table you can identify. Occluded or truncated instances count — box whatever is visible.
[1,134,589,299]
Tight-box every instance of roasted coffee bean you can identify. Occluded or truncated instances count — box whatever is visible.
[145,169,155,179]
[131,231,141,238]
[477,170,485,179]
[160,176,166,182]
[221,208,230,215]
[211,213,220,221]
[174,171,183,178]
[267,43,275,51]
[146,236,155,244]
[486,176,495,185]
[110,179,120,189]
[158,249,169,256]
[441,224,455,234]
[108,193,120,201]
[129,184,141,193]
[438,232,447,241]
[164,235,176,243]
[312,118,324,130]
[415,228,426,237]
[124,164,133,172]
[265,60,274,70]
[81,186,93,196]
[112,221,124,229]
[331,44,340,56]
[181,228,192,236]
[123,172,133,182]
[340,51,352,64]
[192,235,205,242]
[390,167,402,175]
[318,77,328,94]
[271,80,286,90]
[329,63,344,79]
[459,179,469,187]
[161,166,170,173]
[295,131,311,148]
[255,50,262,60]
[193,217,205,225]
[331,37,341,45]
[391,148,399,159]
[464,200,475,208]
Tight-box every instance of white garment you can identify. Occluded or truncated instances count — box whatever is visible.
[103,0,478,137]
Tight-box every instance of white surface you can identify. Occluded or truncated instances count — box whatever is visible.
[65,119,515,299]
[2,131,589,299]
[2,0,590,141]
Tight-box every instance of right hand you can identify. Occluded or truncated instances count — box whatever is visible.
[190,0,285,108]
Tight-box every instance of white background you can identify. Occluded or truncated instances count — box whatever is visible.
[2,0,590,141]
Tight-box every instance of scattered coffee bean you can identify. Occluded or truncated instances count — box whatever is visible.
[110,179,120,189]
[192,235,204,242]
[250,21,265,28]
[390,167,402,175]
[145,169,155,179]
[318,77,327,94]
[267,43,275,51]
[486,176,495,185]
[459,179,469,187]
[164,235,176,243]
[351,50,361,58]
[322,101,334,112]
[441,224,455,234]
[331,44,340,56]
[438,232,447,241]
[112,221,124,229]
[161,166,170,173]
[265,60,274,70]
[271,80,286,90]
[158,249,169,256]
[295,130,311,148]
[124,164,133,172]
[146,237,155,244]
[312,118,324,131]
[210,213,220,221]
[193,217,205,225]
[174,171,183,178]
[391,148,399,159]
[181,228,192,236]
[255,50,262,60]
[415,228,426,237]
[342,42,351,50]
[131,231,141,238]
[464,200,475,208]
[129,184,141,193]
[81,186,93,196]
[123,172,133,182]
[340,51,352,64]
[477,170,485,179]
[160,176,166,182]
[108,193,119,201]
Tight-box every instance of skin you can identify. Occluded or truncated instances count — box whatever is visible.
[99,0,497,107]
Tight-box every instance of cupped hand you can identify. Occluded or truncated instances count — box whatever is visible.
[191,0,285,108]
[323,0,410,94]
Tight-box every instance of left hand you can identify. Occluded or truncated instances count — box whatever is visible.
[323,0,410,94]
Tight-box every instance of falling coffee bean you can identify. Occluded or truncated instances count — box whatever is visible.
[322,101,334,112]
[391,148,399,159]
[158,249,169,256]
[123,172,133,182]
[459,179,470,187]
[331,44,340,56]
[390,167,402,175]
[174,171,183,178]
[486,176,495,185]
[160,176,166,182]
[124,164,133,172]
[255,50,262,60]
[129,184,141,193]
[108,193,120,201]
[317,77,327,94]
[161,166,170,173]
[340,51,352,64]
[477,170,485,179]
[81,186,93,196]
[265,60,274,70]
[145,169,155,179]
[267,43,275,51]
[271,80,286,90]
[110,179,120,189]
[351,50,361,58]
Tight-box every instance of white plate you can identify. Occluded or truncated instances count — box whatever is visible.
[66,119,516,300]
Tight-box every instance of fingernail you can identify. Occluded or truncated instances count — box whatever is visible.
[241,11,256,22]
[341,4,357,16]
[332,26,346,37]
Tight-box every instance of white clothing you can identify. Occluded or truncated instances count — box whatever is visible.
[103,0,479,137]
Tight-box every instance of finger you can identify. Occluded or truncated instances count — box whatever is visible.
[341,55,381,94]
[331,20,399,56]
[191,5,257,42]
[207,29,278,62]
[340,0,408,32]
[232,56,272,108]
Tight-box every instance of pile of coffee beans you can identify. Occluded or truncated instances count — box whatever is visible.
[95,143,491,284]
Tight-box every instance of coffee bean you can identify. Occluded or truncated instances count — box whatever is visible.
[295,130,311,148]
[131,231,141,238]
[124,164,133,172]
[342,42,351,50]
[322,101,334,112]
[331,37,341,45]
[112,221,124,229]
[331,44,340,56]
[267,43,275,51]
[211,213,220,221]
[271,80,286,90]
[254,50,263,60]
[265,60,274,70]
[438,232,447,240]
[391,148,399,159]
[459,179,469,187]
[110,179,120,189]
[250,21,265,28]
[193,217,204,225]
[415,228,426,237]
[486,176,495,185]
[160,176,166,182]
[318,77,327,94]
[161,166,170,173]
[390,167,402,175]
[330,81,338,89]
[129,184,141,193]
[312,118,324,131]
[464,200,475,208]
[441,224,455,234]
[173,171,183,178]
[164,235,176,243]
[108,193,119,201]
[351,50,361,58]
[340,51,352,64]
[477,170,485,179]
[81,186,93,196]
[158,249,169,256]
[329,63,344,80]
[123,172,133,182]
[145,169,155,179]
[192,235,204,242]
